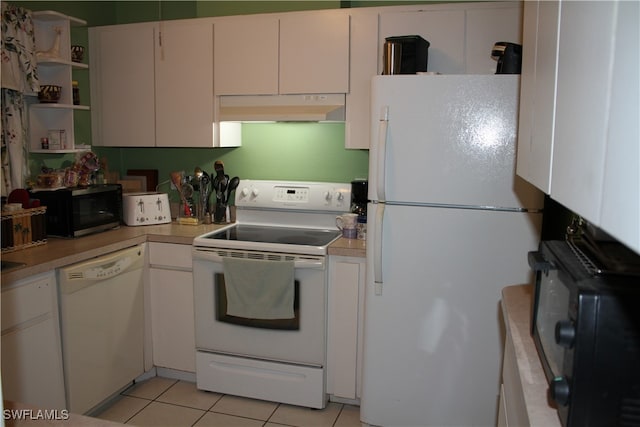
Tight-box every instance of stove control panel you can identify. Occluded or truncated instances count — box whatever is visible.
[236,180,351,212]
[274,186,310,202]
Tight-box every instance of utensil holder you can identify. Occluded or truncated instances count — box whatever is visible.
[213,203,227,224]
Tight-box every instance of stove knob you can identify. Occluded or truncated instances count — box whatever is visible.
[240,188,250,198]
[324,191,333,201]
[251,188,260,198]
[336,192,344,202]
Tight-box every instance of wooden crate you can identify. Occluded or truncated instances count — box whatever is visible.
[1,206,47,253]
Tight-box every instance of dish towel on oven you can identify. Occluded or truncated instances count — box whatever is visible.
[222,257,295,319]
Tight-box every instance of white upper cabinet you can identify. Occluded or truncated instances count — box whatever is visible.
[214,10,349,96]
[552,1,612,222]
[377,2,522,75]
[345,11,378,150]
[378,9,465,74]
[90,19,240,147]
[516,0,639,253]
[155,19,217,147]
[599,1,639,253]
[465,6,523,74]
[553,0,639,252]
[516,0,559,193]
[213,15,279,95]
[89,22,156,147]
[279,10,350,94]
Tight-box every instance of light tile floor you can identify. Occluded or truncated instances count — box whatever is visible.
[95,376,361,427]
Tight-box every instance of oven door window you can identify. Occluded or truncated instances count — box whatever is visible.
[214,273,300,330]
[536,268,570,377]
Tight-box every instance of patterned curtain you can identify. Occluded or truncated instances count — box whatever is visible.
[1,3,39,196]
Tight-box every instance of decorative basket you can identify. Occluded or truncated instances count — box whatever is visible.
[1,206,47,253]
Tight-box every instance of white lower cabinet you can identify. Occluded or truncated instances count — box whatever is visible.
[148,242,196,373]
[327,255,365,401]
[499,326,529,426]
[1,271,66,409]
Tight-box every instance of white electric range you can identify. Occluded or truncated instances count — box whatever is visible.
[192,180,351,409]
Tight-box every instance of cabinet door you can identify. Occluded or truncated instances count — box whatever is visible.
[599,0,639,253]
[1,272,66,409]
[379,9,465,74]
[551,1,616,224]
[214,15,279,95]
[279,10,350,94]
[150,268,196,373]
[327,256,365,400]
[89,23,156,147]
[516,0,560,193]
[155,20,215,147]
[465,4,522,74]
[2,321,67,409]
[345,12,378,150]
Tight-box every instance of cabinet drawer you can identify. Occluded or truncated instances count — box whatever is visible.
[1,273,55,332]
[148,242,192,269]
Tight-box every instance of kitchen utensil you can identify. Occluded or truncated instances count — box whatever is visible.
[212,160,229,204]
[227,176,240,204]
[194,167,204,187]
[170,171,191,216]
[199,171,211,222]
[182,183,194,198]
[213,174,229,203]
[182,182,194,216]
[214,160,225,176]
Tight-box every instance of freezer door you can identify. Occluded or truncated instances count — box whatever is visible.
[368,75,543,210]
[362,202,541,426]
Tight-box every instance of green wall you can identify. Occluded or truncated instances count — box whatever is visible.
[17,1,429,186]
[114,123,368,192]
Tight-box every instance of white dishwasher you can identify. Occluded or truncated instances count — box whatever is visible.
[58,243,145,414]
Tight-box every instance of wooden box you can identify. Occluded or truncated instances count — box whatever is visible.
[1,207,47,253]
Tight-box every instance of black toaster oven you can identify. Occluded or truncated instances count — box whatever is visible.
[528,234,640,427]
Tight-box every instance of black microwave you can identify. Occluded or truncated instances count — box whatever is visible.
[30,184,123,237]
[529,239,640,427]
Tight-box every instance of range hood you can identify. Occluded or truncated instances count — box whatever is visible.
[218,94,346,122]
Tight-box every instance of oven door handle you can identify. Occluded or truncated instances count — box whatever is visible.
[193,248,326,269]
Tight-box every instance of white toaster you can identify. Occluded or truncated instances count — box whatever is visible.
[122,192,172,226]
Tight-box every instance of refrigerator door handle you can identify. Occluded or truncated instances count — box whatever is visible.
[373,203,385,295]
[376,106,389,202]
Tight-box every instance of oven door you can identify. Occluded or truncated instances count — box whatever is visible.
[192,247,327,366]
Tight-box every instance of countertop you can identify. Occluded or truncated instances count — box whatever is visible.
[1,223,365,286]
[501,284,560,426]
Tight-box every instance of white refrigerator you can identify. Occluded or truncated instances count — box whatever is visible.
[361,75,543,427]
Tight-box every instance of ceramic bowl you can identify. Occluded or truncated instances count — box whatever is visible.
[38,85,62,103]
